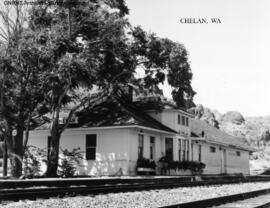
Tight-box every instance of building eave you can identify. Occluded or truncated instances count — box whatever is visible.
[134,125,177,135]
[190,136,206,141]
[190,136,254,152]
[146,109,195,118]
[30,125,176,136]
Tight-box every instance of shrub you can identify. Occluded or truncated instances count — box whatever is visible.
[158,156,171,163]
[187,161,206,173]
[167,161,179,170]
[159,159,206,174]
[137,157,156,169]
[23,145,47,178]
[58,147,84,178]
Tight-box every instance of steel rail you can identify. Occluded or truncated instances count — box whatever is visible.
[1,175,270,189]
[0,181,267,203]
[0,181,207,203]
[1,176,270,204]
[159,188,270,208]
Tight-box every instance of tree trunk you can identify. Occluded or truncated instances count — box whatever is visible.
[9,127,23,178]
[46,126,61,177]
[3,140,8,176]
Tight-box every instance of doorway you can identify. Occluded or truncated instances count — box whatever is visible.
[165,138,173,161]
[221,148,227,174]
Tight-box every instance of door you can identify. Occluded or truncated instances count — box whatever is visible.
[138,134,144,159]
[198,144,202,162]
[221,149,227,174]
[150,136,155,160]
[165,138,173,161]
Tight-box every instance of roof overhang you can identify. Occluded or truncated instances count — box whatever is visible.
[190,136,206,141]
[30,125,176,135]
[134,125,177,135]
[190,136,254,152]
[146,109,195,118]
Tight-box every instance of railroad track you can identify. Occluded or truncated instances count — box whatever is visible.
[160,188,270,208]
[1,176,270,204]
[2,183,270,207]
[0,181,221,203]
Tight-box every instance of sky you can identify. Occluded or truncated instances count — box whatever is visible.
[125,0,270,117]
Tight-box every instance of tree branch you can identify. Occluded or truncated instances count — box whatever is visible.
[59,91,108,134]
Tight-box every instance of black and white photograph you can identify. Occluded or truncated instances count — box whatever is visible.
[0,0,270,207]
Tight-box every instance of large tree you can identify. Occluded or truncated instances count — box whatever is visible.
[27,0,133,177]
[167,43,195,108]
[0,3,51,177]
[130,26,195,108]
[0,0,195,178]
[28,0,195,177]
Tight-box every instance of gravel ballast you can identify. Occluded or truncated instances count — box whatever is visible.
[3,182,270,208]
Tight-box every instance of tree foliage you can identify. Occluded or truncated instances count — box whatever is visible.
[130,26,195,107]
[26,0,134,177]
[0,3,51,177]
[58,147,84,178]
[0,0,195,177]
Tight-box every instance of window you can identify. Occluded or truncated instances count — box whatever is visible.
[150,136,155,160]
[178,139,182,161]
[236,151,241,156]
[198,144,202,162]
[182,140,186,161]
[183,140,187,161]
[182,116,186,126]
[138,134,144,159]
[186,117,189,127]
[165,138,173,161]
[180,140,190,161]
[201,131,205,137]
[191,142,194,161]
[178,115,181,124]
[86,134,97,160]
[47,136,52,157]
[186,140,189,160]
[210,146,216,153]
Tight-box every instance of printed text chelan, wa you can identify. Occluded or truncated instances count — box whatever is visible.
[180,18,221,24]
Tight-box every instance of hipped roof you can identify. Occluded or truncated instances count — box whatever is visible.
[36,97,177,134]
[191,119,254,151]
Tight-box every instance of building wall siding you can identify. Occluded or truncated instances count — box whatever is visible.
[226,149,250,174]
[28,127,172,176]
[27,126,251,176]
[161,111,176,131]
[128,128,165,175]
[149,111,190,138]
[28,128,131,176]
[192,141,250,174]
